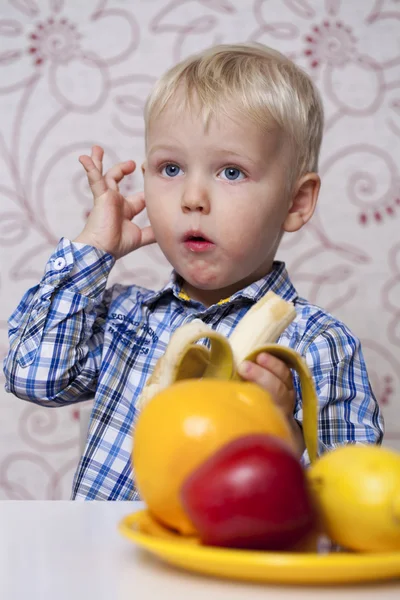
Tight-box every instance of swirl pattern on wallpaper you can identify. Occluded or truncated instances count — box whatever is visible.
[0,0,399,498]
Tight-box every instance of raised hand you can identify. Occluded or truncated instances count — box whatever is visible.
[74,145,155,259]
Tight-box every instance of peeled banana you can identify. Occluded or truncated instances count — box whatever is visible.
[137,291,318,463]
[229,291,296,366]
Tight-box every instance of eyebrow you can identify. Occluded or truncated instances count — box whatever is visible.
[211,148,259,165]
[147,144,181,155]
[148,144,258,165]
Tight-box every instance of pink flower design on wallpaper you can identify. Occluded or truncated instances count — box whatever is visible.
[27,16,82,67]
[304,20,357,70]
[358,182,400,226]
[0,0,141,267]
[318,144,400,229]
[273,0,400,241]
[272,0,400,134]
[251,0,400,194]
[1,0,139,107]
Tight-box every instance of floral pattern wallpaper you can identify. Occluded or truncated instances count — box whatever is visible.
[0,0,399,499]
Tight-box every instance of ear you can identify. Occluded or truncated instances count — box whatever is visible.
[141,161,147,176]
[283,173,321,233]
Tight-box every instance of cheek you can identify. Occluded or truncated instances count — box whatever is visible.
[145,181,168,225]
[221,203,263,239]
[214,213,258,261]
[219,199,282,254]
[146,198,176,248]
[148,204,168,235]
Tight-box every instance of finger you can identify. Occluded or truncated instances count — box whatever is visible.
[239,361,296,417]
[91,145,104,175]
[79,155,107,199]
[122,222,156,249]
[255,353,294,391]
[105,160,136,191]
[125,192,146,219]
[238,360,280,395]
[139,225,156,247]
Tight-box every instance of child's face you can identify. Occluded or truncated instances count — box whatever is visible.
[143,98,295,303]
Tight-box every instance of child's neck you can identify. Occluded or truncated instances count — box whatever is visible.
[181,263,274,308]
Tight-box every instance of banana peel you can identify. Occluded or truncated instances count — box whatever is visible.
[138,291,318,463]
[238,345,318,464]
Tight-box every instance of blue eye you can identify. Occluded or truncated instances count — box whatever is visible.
[220,167,245,181]
[162,164,182,177]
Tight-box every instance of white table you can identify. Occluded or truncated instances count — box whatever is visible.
[0,501,399,600]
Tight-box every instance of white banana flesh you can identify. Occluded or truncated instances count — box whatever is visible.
[229,291,296,366]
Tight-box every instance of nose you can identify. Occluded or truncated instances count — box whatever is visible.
[181,177,211,214]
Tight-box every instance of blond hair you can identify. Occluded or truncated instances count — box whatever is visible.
[144,43,324,183]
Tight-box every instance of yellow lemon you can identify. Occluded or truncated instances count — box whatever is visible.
[308,444,400,552]
[133,379,296,535]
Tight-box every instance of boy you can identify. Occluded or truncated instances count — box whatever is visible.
[3,43,383,500]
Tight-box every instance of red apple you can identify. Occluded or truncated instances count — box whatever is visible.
[180,434,316,550]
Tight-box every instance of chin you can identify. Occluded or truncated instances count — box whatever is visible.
[179,268,221,290]
[185,270,238,292]
[173,257,242,292]
[184,276,219,290]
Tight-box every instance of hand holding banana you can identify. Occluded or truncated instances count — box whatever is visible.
[238,352,304,454]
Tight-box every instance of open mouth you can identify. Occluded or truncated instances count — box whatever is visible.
[183,231,212,243]
[186,235,208,242]
[183,231,215,251]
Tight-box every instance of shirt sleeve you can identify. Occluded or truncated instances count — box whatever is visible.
[2,238,116,406]
[293,321,384,465]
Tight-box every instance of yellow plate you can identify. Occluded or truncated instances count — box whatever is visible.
[119,510,400,585]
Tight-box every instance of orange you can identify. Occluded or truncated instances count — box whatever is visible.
[133,379,296,535]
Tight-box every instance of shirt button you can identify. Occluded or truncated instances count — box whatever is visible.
[54,257,66,271]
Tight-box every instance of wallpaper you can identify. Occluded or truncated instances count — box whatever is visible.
[0,0,399,499]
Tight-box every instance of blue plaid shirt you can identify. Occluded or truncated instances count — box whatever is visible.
[3,238,383,500]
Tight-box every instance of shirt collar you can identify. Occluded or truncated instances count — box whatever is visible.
[141,271,183,306]
[142,261,298,308]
